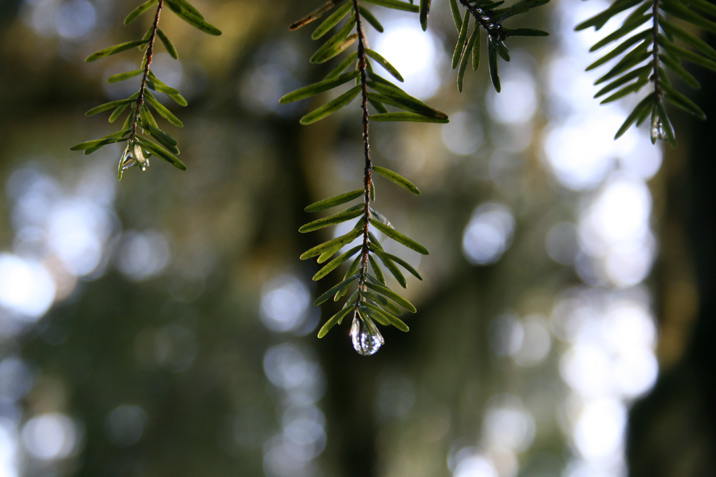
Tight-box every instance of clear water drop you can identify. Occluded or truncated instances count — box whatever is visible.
[119,143,136,176]
[118,143,151,179]
[132,143,150,172]
[350,315,384,356]
[650,115,666,143]
[118,144,131,180]
[121,154,136,171]
[132,143,145,163]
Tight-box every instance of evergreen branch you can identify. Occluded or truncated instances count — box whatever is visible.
[580,0,715,143]
[289,0,439,354]
[451,0,549,91]
[72,0,220,178]
[129,0,163,154]
[351,0,378,353]
[648,0,668,143]
[459,0,506,42]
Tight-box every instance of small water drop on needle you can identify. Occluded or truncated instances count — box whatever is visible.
[118,145,136,180]
[121,155,136,171]
[350,314,384,356]
[118,142,151,179]
[650,115,666,143]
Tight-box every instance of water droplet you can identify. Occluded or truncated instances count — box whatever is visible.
[350,315,384,356]
[132,143,145,164]
[650,115,666,142]
[121,149,136,171]
[118,142,151,178]
[133,143,150,172]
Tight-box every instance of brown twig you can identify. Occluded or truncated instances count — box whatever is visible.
[351,0,373,318]
[129,0,164,142]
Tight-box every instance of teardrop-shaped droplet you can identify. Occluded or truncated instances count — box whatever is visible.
[121,152,136,171]
[650,115,666,143]
[118,144,130,180]
[132,143,150,172]
[133,143,145,163]
[118,142,151,178]
[350,316,384,356]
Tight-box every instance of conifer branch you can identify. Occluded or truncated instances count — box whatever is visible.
[129,0,163,147]
[287,0,440,354]
[352,0,375,336]
[72,0,221,178]
[649,0,667,141]
[651,0,662,102]
[578,0,715,142]
[459,0,505,42]
[449,0,549,91]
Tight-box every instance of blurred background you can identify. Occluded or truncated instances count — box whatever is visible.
[0,0,714,476]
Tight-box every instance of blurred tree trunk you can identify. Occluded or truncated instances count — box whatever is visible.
[628,42,716,476]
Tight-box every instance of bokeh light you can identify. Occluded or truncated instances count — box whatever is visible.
[442,111,485,156]
[462,202,515,265]
[573,398,626,462]
[0,254,55,320]
[262,341,326,476]
[371,17,442,98]
[115,230,171,281]
[54,0,96,39]
[482,395,536,453]
[105,405,148,448]
[21,413,80,461]
[263,343,323,399]
[260,274,312,334]
[452,449,499,477]
[0,420,18,477]
[46,199,113,276]
[486,69,538,125]
[20,0,101,54]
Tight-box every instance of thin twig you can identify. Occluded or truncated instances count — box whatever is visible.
[651,0,663,103]
[351,0,373,318]
[459,0,505,41]
[130,0,164,142]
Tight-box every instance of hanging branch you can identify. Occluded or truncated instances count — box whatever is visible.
[125,0,166,173]
[352,0,383,355]
[577,0,716,144]
[71,0,221,179]
[445,0,549,92]
[284,0,445,355]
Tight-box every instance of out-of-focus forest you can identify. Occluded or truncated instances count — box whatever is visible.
[0,0,714,476]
